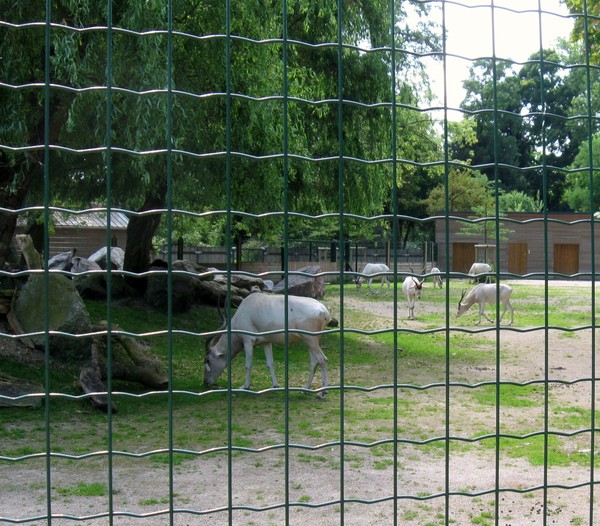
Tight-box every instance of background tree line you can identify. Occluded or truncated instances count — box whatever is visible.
[0,0,598,278]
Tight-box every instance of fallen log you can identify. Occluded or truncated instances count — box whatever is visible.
[79,344,116,414]
[0,372,43,408]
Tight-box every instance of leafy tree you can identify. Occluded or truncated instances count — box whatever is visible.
[461,60,534,195]
[459,43,594,211]
[563,133,600,211]
[1,1,173,274]
[498,191,544,213]
[1,0,442,271]
[425,117,485,215]
[564,0,600,62]
[458,204,513,248]
[425,169,490,215]
[517,49,582,209]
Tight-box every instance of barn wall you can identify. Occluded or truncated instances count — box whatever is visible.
[49,227,128,258]
[435,213,600,277]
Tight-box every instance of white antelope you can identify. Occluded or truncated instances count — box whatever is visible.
[204,293,332,396]
[456,283,514,325]
[402,275,424,320]
[430,267,443,289]
[468,262,492,283]
[356,263,391,294]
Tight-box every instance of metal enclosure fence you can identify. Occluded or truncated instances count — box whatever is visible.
[159,239,433,277]
[1,1,599,526]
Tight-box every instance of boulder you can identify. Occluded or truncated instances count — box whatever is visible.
[74,273,128,300]
[211,268,264,292]
[13,274,93,360]
[71,256,101,273]
[145,263,263,311]
[47,250,75,271]
[88,246,125,270]
[273,265,325,299]
[70,255,128,300]
[145,259,206,313]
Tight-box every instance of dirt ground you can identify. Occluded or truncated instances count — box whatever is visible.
[1,281,599,525]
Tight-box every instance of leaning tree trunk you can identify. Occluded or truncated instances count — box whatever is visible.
[123,178,167,293]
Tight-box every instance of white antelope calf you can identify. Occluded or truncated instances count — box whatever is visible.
[402,275,424,320]
[456,283,514,325]
[356,263,391,295]
[204,293,332,396]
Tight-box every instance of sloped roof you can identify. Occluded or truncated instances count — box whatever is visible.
[52,210,129,230]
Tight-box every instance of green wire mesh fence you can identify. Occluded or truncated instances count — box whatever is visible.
[1,0,599,524]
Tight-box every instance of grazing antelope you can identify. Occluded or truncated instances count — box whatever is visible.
[402,275,424,320]
[456,283,514,325]
[204,293,332,397]
[356,263,391,295]
[430,267,443,289]
[468,262,492,283]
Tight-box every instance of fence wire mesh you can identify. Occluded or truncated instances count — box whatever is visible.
[1,1,599,525]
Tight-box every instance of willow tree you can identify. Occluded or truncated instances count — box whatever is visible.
[0,1,173,273]
[1,0,441,274]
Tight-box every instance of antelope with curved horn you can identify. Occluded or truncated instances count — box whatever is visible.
[204,293,332,397]
[457,283,514,325]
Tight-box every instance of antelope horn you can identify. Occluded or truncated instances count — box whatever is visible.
[216,295,227,324]
[206,296,228,352]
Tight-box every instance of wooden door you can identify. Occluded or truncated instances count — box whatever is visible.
[452,243,475,273]
[554,244,579,275]
[508,243,528,276]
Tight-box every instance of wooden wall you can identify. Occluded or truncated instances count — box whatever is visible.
[435,213,600,277]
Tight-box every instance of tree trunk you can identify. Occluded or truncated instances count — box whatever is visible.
[123,178,167,293]
[0,100,68,268]
[0,163,34,268]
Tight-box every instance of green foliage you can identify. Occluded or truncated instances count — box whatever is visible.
[498,190,544,213]
[564,133,600,212]
[564,0,600,62]
[425,169,490,214]
[0,0,444,257]
[457,204,514,245]
[459,43,596,210]
[461,60,534,193]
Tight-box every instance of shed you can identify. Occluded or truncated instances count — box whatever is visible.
[15,211,129,259]
[435,212,600,278]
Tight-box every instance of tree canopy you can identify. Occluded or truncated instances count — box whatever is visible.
[3,0,600,271]
[0,0,442,268]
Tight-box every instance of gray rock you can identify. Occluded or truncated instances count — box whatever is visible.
[47,250,75,271]
[71,257,101,273]
[145,259,205,313]
[211,269,264,292]
[273,265,325,299]
[14,274,93,360]
[88,246,125,270]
